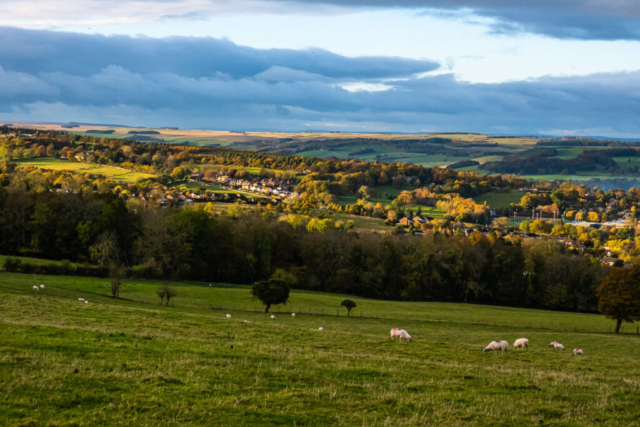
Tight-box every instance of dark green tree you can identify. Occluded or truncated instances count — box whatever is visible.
[341,299,357,317]
[251,269,295,313]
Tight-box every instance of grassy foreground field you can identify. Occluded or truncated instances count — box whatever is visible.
[1,272,639,426]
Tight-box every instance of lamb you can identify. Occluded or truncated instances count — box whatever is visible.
[318,327,324,331]
[513,338,529,350]
[32,286,39,291]
[226,314,231,318]
[483,340,509,355]
[573,349,583,355]
[549,342,565,351]
[271,315,275,319]
[40,284,44,289]
[291,313,296,318]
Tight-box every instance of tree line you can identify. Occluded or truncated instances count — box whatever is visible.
[0,185,606,311]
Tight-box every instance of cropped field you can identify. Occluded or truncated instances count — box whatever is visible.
[15,158,155,183]
[1,272,638,426]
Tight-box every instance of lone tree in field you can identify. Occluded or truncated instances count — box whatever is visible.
[109,262,127,299]
[597,266,640,333]
[341,299,357,317]
[251,269,294,313]
[157,286,178,306]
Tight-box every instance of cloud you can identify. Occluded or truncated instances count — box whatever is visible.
[1,27,640,136]
[3,0,640,40]
[0,27,438,80]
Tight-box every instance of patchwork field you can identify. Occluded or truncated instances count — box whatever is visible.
[1,272,638,426]
[11,122,640,184]
[15,158,155,183]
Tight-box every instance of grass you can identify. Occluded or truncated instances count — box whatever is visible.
[405,206,447,218]
[15,158,155,183]
[474,191,526,209]
[1,272,640,426]
[320,211,389,233]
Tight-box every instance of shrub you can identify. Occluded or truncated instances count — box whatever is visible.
[3,258,22,272]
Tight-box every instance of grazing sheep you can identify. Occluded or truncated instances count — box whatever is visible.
[291,313,296,318]
[40,284,45,289]
[399,329,412,342]
[549,342,565,351]
[391,328,412,342]
[271,315,275,319]
[78,298,85,302]
[84,300,88,304]
[32,286,39,291]
[319,327,323,331]
[573,349,583,355]
[244,320,249,323]
[226,314,231,318]
[513,338,529,350]
[483,341,509,355]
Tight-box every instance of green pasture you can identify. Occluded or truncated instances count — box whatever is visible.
[474,191,526,209]
[1,272,638,426]
[15,158,155,183]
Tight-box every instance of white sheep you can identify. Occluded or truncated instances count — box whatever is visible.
[78,298,85,302]
[32,286,39,291]
[549,342,565,351]
[226,314,231,318]
[513,338,529,350]
[271,314,275,319]
[390,328,412,342]
[318,327,324,331]
[291,313,296,318]
[573,349,583,355]
[40,284,45,289]
[84,300,88,304]
[483,340,509,355]
[399,329,412,342]
[244,320,249,323]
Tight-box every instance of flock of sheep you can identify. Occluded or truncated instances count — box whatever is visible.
[228,312,325,330]
[33,284,89,304]
[391,329,585,355]
[482,339,582,355]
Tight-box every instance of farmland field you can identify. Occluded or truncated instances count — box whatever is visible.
[474,191,526,209]
[15,158,155,183]
[1,271,639,426]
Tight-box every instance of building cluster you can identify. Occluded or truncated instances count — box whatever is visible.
[194,173,298,199]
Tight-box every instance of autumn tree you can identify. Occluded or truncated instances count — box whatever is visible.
[597,266,640,333]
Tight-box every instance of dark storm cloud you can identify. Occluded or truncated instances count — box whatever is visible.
[268,0,640,40]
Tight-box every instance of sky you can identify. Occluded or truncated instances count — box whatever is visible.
[1,0,640,136]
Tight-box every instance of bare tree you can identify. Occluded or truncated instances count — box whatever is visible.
[109,262,127,299]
